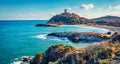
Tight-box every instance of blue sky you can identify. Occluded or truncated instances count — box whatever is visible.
[0,0,120,20]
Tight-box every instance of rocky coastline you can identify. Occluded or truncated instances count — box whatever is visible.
[30,35,120,64]
[31,10,120,64]
[47,32,114,43]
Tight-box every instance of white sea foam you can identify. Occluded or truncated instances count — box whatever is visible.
[12,61,22,64]
[11,56,34,64]
[33,34,71,42]
[34,34,47,40]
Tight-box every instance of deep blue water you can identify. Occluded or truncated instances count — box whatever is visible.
[0,20,109,64]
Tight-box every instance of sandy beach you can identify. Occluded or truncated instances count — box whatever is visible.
[91,25,120,33]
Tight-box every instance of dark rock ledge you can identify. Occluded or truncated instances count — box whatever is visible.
[47,32,113,43]
[35,24,59,27]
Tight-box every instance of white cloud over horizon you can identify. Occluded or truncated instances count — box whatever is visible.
[81,4,94,10]
[1,4,120,20]
[114,5,120,9]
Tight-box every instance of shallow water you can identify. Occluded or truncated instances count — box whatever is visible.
[0,20,109,64]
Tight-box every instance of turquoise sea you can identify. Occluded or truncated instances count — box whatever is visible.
[0,20,109,64]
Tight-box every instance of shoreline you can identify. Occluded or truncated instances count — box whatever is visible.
[58,24,110,33]
[90,25,120,33]
[56,24,120,33]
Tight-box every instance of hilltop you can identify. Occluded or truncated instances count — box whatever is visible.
[92,15,120,22]
[47,9,93,25]
[36,9,94,27]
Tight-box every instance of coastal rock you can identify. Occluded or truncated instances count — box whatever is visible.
[35,24,58,27]
[47,32,112,43]
[68,37,80,43]
[30,53,43,64]
[41,44,76,64]
[47,10,94,25]
[112,35,120,42]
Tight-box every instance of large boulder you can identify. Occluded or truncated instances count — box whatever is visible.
[112,35,120,42]
[68,37,80,43]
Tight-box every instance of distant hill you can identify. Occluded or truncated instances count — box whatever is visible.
[92,15,120,22]
[47,9,93,25]
[92,15,120,27]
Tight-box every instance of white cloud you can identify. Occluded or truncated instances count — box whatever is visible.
[115,5,120,9]
[109,5,112,9]
[67,7,72,10]
[81,4,94,10]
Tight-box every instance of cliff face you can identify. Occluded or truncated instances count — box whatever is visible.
[47,12,93,25]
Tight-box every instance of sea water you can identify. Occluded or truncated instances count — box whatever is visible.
[0,20,109,64]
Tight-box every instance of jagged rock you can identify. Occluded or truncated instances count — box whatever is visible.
[68,37,80,43]
[112,35,120,42]
[41,44,76,64]
[30,53,43,64]
[23,57,29,62]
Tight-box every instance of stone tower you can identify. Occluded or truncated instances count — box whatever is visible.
[64,9,67,13]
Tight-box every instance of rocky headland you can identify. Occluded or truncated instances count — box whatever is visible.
[35,9,94,27]
[36,10,120,28]
[47,10,93,25]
